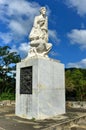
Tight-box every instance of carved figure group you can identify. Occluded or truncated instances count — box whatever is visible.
[29,7,52,57]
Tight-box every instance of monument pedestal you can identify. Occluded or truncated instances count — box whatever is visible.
[16,57,65,119]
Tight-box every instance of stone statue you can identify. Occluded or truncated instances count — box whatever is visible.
[28,7,52,57]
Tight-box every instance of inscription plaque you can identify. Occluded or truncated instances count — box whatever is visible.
[20,66,32,94]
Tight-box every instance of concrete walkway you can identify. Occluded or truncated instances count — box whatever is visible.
[0,105,86,130]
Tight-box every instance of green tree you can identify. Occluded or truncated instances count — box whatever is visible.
[0,46,21,94]
[71,69,86,101]
[65,70,75,92]
[65,68,86,101]
[65,69,76,100]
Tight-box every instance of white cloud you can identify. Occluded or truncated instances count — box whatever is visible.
[0,32,13,44]
[10,45,18,53]
[67,59,86,68]
[49,30,60,44]
[67,29,86,49]
[0,0,40,18]
[11,42,30,58]
[9,20,27,35]
[66,0,86,16]
[8,0,39,16]
[0,0,58,58]
[0,0,40,43]
[0,0,53,48]
[19,42,30,53]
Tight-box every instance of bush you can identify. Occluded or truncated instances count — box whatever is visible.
[0,92,15,101]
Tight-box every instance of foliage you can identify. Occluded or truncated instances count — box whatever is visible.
[0,45,86,101]
[0,92,15,101]
[0,46,21,95]
[65,68,86,101]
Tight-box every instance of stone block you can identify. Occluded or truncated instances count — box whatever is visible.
[15,57,65,119]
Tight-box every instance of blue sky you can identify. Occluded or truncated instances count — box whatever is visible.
[0,0,86,68]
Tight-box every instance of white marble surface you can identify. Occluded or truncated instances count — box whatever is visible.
[27,7,52,58]
[16,57,65,119]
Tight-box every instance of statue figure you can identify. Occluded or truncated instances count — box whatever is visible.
[28,7,52,57]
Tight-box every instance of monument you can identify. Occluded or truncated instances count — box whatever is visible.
[16,7,65,119]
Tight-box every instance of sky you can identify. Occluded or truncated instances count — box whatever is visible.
[0,0,86,68]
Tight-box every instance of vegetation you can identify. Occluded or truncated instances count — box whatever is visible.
[0,45,86,101]
[0,46,21,100]
[65,68,86,101]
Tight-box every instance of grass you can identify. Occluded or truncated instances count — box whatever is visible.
[0,92,15,101]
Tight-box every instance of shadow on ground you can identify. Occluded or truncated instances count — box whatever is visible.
[0,105,86,130]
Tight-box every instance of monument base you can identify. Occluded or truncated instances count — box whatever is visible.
[16,57,65,119]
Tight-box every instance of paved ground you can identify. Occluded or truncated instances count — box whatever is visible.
[0,105,86,130]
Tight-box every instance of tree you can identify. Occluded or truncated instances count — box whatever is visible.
[65,68,86,101]
[0,46,21,94]
[65,69,76,100]
[71,69,86,101]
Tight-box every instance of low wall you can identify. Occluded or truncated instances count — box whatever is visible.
[0,100,86,109]
[0,100,15,106]
[66,101,86,109]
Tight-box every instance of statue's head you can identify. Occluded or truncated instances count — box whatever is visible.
[40,7,46,15]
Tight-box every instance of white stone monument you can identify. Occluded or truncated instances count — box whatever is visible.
[16,7,65,119]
